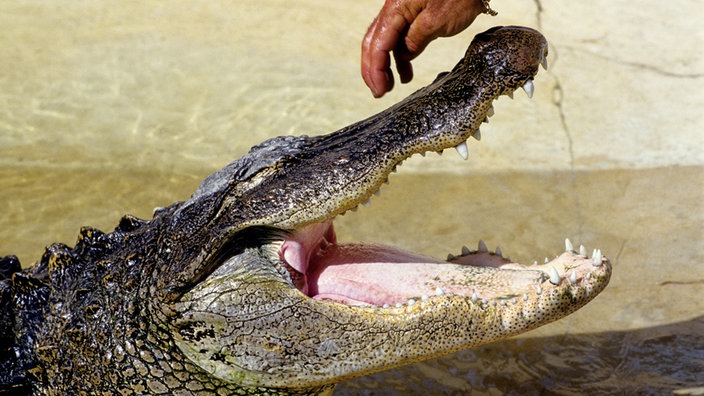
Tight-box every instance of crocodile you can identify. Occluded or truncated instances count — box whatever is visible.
[0,26,611,395]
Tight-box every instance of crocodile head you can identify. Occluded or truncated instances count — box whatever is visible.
[158,26,610,393]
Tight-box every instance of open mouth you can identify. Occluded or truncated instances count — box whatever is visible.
[275,219,607,308]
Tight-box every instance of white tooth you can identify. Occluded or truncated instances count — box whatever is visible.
[395,303,403,308]
[569,271,577,285]
[533,260,538,265]
[565,238,574,252]
[482,299,488,305]
[500,300,506,306]
[507,91,514,99]
[362,199,371,207]
[495,247,502,257]
[472,129,482,141]
[461,246,471,255]
[579,245,587,257]
[536,285,542,295]
[455,141,469,160]
[421,295,429,302]
[548,266,560,285]
[593,249,603,266]
[471,293,478,302]
[544,257,549,264]
[541,57,549,70]
[487,105,495,117]
[407,299,416,306]
[586,272,591,280]
[522,293,528,301]
[435,287,444,296]
[478,240,489,252]
[522,80,534,98]
[383,304,390,309]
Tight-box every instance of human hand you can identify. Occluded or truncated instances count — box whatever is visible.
[361,0,493,98]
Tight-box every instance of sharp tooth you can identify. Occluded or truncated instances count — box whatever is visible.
[362,199,371,207]
[454,141,469,160]
[383,304,390,309]
[544,257,549,264]
[565,238,574,252]
[482,116,489,124]
[420,152,426,157]
[536,285,542,295]
[395,303,403,308]
[522,80,534,98]
[471,293,478,302]
[374,189,381,196]
[478,240,489,252]
[487,106,495,117]
[407,299,416,306]
[541,57,549,70]
[569,271,577,285]
[507,91,514,99]
[586,272,591,280]
[447,253,455,261]
[472,129,482,141]
[592,249,603,266]
[579,245,587,257]
[522,293,528,301]
[461,246,471,255]
[435,287,444,296]
[548,266,560,285]
[495,246,502,257]
[421,295,429,302]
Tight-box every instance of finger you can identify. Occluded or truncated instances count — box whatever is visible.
[361,17,382,95]
[362,12,409,97]
[392,44,414,84]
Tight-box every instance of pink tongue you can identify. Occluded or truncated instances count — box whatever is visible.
[308,244,448,306]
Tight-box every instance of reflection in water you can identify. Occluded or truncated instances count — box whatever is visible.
[0,165,702,393]
[337,316,704,395]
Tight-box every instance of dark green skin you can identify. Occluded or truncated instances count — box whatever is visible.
[0,27,591,395]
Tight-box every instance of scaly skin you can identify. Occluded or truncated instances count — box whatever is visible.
[0,26,611,395]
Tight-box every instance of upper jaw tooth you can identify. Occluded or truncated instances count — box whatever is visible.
[540,57,549,70]
[522,80,535,98]
[454,141,469,160]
